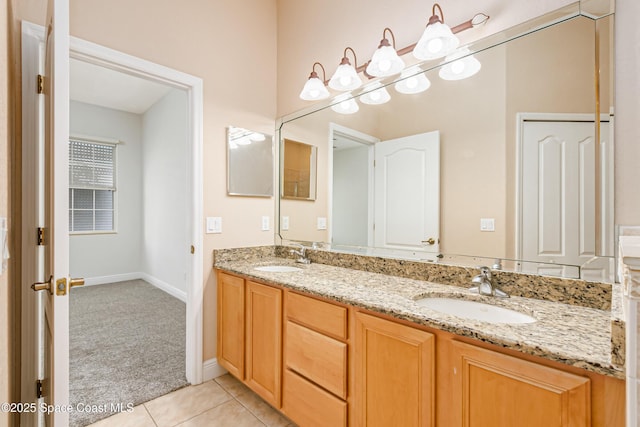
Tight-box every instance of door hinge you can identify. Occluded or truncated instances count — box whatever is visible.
[37,74,44,94]
[37,227,45,246]
[190,245,195,254]
[36,379,43,399]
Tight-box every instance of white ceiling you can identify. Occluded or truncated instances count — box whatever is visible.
[70,58,172,114]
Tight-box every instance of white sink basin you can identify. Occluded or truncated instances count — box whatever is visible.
[254,265,303,273]
[415,297,536,324]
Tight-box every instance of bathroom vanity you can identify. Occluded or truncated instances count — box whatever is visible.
[214,247,625,427]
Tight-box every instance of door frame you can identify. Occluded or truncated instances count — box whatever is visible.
[21,21,204,386]
[515,112,612,264]
[328,123,378,248]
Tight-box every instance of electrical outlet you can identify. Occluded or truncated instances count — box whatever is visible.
[206,217,222,234]
[480,218,495,232]
[282,216,290,230]
[262,216,270,231]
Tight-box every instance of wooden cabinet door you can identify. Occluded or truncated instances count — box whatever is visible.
[246,280,283,408]
[450,341,590,427]
[216,272,245,379]
[354,312,435,427]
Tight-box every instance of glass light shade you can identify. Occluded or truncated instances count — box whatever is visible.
[360,82,391,105]
[366,45,405,77]
[299,76,330,101]
[329,63,363,91]
[331,95,359,114]
[438,48,481,80]
[413,21,460,60]
[394,67,431,94]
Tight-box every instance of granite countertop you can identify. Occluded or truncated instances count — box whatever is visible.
[215,256,624,379]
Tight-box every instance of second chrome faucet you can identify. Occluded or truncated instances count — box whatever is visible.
[470,266,509,298]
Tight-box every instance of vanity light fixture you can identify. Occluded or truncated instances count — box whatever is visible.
[413,3,459,61]
[360,82,391,105]
[299,62,331,101]
[298,3,489,102]
[394,66,431,94]
[438,47,482,80]
[328,47,363,91]
[366,28,405,77]
[331,93,359,114]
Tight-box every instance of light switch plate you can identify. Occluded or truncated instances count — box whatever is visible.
[262,216,270,231]
[206,217,222,234]
[480,218,495,232]
[282,216,290,230]
[317,217,327,230]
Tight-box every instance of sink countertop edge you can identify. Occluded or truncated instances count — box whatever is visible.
[215,257,624,379]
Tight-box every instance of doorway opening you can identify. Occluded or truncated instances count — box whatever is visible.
[21,21,204,426]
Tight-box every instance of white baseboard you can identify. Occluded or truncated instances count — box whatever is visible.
[141,273,187,303]
[203,358,227,382]
[84,272,187,303]
[83,272,143,286]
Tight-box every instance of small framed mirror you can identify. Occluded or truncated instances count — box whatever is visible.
[227,126,274,197]
[282,138,317,200]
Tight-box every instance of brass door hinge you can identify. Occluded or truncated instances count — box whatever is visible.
[37,227,45,246]
[36,379,43,399]
[37,74,44,94]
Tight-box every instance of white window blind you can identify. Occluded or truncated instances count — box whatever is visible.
[69,139,116,232]
[69,139,116,190]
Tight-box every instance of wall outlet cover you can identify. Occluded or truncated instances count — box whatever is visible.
[317,217,327,230]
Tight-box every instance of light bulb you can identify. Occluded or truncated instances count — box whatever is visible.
[370,91,381,101]
[340,100,350,111]
[428,38,443,54]
[378,59,391,72]
[406,77,418,89]
[309,89,319,98]
[339,76,351,87]
[451,60,465,75]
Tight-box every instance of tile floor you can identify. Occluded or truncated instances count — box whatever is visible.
[88,374,297,427]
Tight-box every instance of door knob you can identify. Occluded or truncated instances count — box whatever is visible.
[422,238,436,245]
[31,276,53,293]
[69,278,85,288]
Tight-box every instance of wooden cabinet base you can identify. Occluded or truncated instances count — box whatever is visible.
[282,369,347,427]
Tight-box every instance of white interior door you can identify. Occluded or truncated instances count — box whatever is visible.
[520,119,611,280]
[374,131,440,254]
[40,0,71,425]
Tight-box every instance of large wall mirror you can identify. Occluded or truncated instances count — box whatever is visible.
[227,126,274,197]
[278,4,614,282]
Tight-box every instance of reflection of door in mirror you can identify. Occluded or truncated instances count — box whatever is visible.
[374,132,440,254]
[283,139,317,200]
[330,125,440,255]
[518,115,613,281]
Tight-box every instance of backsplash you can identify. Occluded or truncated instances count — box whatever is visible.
[213,245,612,311]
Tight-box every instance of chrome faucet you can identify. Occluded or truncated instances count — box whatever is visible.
[289,244,311,264]
[470,266,509,298]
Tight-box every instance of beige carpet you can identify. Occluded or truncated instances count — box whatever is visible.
[69,279,188,427]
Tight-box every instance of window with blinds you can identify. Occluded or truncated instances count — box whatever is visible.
[68,139,116,232]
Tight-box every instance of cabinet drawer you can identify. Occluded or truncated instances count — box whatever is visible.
[283,369,347,427]
[286,291,348,340]
[285,321,347,399]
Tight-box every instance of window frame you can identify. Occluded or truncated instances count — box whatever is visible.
[68,135,119,235]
